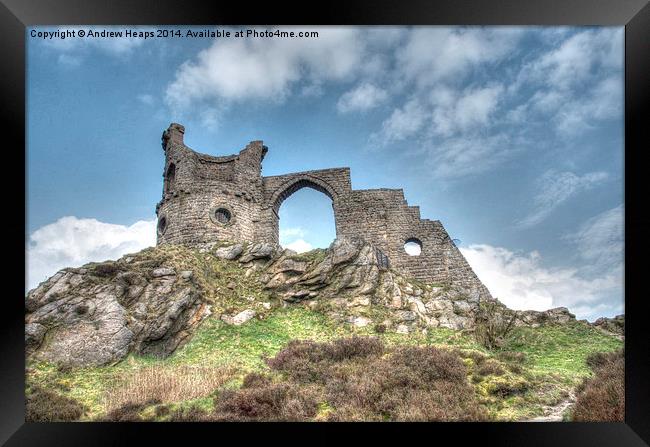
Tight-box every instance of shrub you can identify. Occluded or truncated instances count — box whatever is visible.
[93,262,122,277]
[101,399,160,422]
[324,346,487,421]
[25,386,86,422]
[473,300,517,350]
[242,372,272,389]
[477,360,505,377]
[266,337,383,383]
[155,405,170,417]
[169,405,212,422]
[572,349,624,421]
[486,377,529,398]
[585,350,621,371]
[214,382,321,421]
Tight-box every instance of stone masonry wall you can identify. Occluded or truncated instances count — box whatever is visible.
[156,123,492,300]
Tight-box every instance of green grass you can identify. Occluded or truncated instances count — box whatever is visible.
[27,305,622,422]
[504,322,622,381]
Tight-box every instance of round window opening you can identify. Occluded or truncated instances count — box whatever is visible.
[214,208,232,225]
[404,238,422,256]
[157,217,168,236]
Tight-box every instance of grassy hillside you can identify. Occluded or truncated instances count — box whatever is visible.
[26,305,622,421]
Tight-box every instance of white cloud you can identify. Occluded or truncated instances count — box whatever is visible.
[396,27,524,87]
[372,99,427,144]
[165,27,363,109]
[553,75,623,136]
[283,239,313,253]
[516,170,609,228]
[513,28,623,137]
[280,227,313,253]
[565,205,623,274]
[424,133,520,180]
[337,83,388,114]
[26,216,157,291]
[461,243,622,320]
[519,28,622,92]
[430,85,503,136]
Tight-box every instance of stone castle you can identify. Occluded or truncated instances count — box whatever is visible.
[156,123,492,300]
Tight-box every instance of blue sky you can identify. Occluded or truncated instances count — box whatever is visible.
[26,26,624,320]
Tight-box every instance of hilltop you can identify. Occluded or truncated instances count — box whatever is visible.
[25,237,623,422]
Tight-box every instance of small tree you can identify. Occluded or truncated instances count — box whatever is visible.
[473,300,517,350]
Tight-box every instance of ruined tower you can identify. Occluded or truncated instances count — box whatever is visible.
[157,123,492,300]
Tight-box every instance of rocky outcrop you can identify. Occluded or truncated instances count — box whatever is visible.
[592,314,624,335]
[253,237,488,332]
[25,237,583,369]
[26,259,210,368]
[515,307,576,327]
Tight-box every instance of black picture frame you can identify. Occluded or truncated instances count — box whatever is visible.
[3,0,648,445]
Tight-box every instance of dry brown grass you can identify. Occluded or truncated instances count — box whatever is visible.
[102,364,237,415]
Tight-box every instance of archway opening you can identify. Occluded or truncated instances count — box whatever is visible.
[278,187,336,253]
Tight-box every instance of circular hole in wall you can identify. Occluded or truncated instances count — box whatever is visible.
[214,208,232,225]
[404,238,422,256]
[157,216,167,236]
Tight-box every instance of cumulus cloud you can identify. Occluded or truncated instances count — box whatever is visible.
[283,239,314,253]
[372,99,427,144]
[396,27,524,86]
[26,216,157,291]
[461,243,622,320]
[370,27,621,180]
[516,170,609,228]
[517,28,622,91]
[279,227,313,253]
[430,84,504,137]
[165,27,363,109]
[337,83,388,114]
[514,28,623,137]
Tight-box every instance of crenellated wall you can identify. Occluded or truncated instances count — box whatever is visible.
[156,123,492,300]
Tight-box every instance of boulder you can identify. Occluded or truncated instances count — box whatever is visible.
[239,243,278,263]
[214,244,243,260]
[347,316,372,327]
[592,314,624,335]
[25,261,210,368]
[152,267,176,277]
[222,309,256,326]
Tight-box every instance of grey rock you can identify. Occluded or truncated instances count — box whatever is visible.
[152,267,176,277]
[214,244,244,260]
[347,316,372,327]
[25,258,209,368]
[395,310,417,322]
[396,324,410,334]
[228,309,256,325]
[239,243,278,263]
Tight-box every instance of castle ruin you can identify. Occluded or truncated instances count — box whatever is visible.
[156,123,492,300]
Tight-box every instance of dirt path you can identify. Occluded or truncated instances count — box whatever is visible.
[526,393,575,422]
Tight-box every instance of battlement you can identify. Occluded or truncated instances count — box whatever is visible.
[155,124,491,300]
